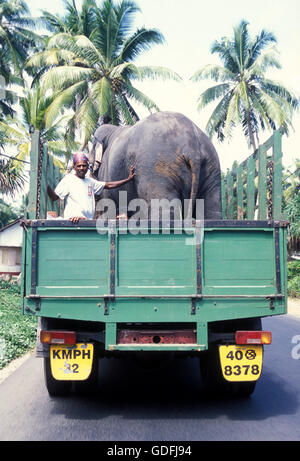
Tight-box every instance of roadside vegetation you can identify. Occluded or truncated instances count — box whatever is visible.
[0,280,37,370]
[287,261,300,298]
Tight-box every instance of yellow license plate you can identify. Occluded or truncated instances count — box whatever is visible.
[50,343,94,381]
[219,345,263,382]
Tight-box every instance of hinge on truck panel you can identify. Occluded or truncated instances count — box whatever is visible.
[191,298,196,315]
[35,298,41,312]
[25,306,36,315]
[267,296,275,310]
[104,297,109,315]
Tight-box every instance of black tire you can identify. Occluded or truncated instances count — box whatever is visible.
[73,356,99,395]
[44,358,72,397]
[200,317,262,399]
[200,345,257,398]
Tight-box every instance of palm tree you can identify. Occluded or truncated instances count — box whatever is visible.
[40,0,97,36]
[27,0,181,146]
[0,156,25,197]
[0,0,44,121]
[0,0,43,74]
[0,84,75,169]
[191,20,299,152]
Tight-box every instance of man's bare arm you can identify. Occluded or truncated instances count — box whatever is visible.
[104,165,135,190]
[47,185,59,201]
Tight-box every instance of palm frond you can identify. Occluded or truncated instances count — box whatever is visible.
[75,95,100,146]
[197,83,231,109]
[44,80,87,128]
[224,89,240,136]
[191,64,235,83]
[233,19,249,70]
[205,93,232,139]
[247,28,277,67]
[246,45,281,75]
[210,38,240,74]
[113,0,140,46]
[119,27,165,62]
[130,65,181,82]
[89,77,113,115]
[41,65,95,93]
[123,82,160,112]
[0,157,25,197]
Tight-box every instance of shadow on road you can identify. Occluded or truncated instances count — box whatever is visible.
[48,355,299,423]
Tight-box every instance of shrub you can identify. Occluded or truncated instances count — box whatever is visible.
[0,281,37,369]
[287,261,300,298]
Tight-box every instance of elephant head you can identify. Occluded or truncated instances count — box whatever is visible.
[89,122,121,175]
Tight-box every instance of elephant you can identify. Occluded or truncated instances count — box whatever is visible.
[89,111,222,221]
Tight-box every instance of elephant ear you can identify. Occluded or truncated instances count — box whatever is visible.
[97,114,112,125]
[88,124,119,173]
[88,139,96,169]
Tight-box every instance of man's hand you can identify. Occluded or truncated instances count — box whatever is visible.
[104,165,136,190]
[128,165,135,180]
[69,217,87,223]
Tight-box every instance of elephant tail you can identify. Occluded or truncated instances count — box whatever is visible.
[187,158,201,219]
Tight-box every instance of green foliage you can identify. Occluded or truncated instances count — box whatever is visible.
[27,0,181,146]
[283,160,300,238]
[285,195,300,237]
[0,0,43,75]
[0,281,37,370]
[0,84,76,167]
[0,157,25,197]
[0,0,45,121]
[287,260,300,279]
[0,197,19,227]
[191,20,299,151]
[287,261,300,298]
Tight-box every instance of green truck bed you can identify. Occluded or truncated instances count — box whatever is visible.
[22,219,287,352]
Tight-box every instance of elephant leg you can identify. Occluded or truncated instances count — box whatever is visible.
[202,191,222,220]
[136,188,183,223]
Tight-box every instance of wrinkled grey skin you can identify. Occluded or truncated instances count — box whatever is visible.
[90,111,222,219]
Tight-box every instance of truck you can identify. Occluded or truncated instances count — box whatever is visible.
[20,129,288,398]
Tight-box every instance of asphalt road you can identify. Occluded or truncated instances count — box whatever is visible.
[1,313,300,442]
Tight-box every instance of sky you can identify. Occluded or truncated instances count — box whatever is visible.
[20,0,300,173]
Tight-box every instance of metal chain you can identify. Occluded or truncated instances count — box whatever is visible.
[267,160,273,220]
[36,136,44,219]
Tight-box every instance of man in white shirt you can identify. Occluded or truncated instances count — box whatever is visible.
[47,152,135,223]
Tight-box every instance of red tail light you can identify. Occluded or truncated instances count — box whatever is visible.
[40,330,76,345]
[235,331,272,345]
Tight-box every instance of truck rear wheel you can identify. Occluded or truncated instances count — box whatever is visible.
[43,358,72,397]
[73,356,99,395]
[200,346,257,398]
[200,318,262,398]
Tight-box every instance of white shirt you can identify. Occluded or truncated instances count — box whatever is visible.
[55,173,106,219]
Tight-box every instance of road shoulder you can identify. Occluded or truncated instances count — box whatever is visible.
[0,350,34,384]
[287,297,300,318]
